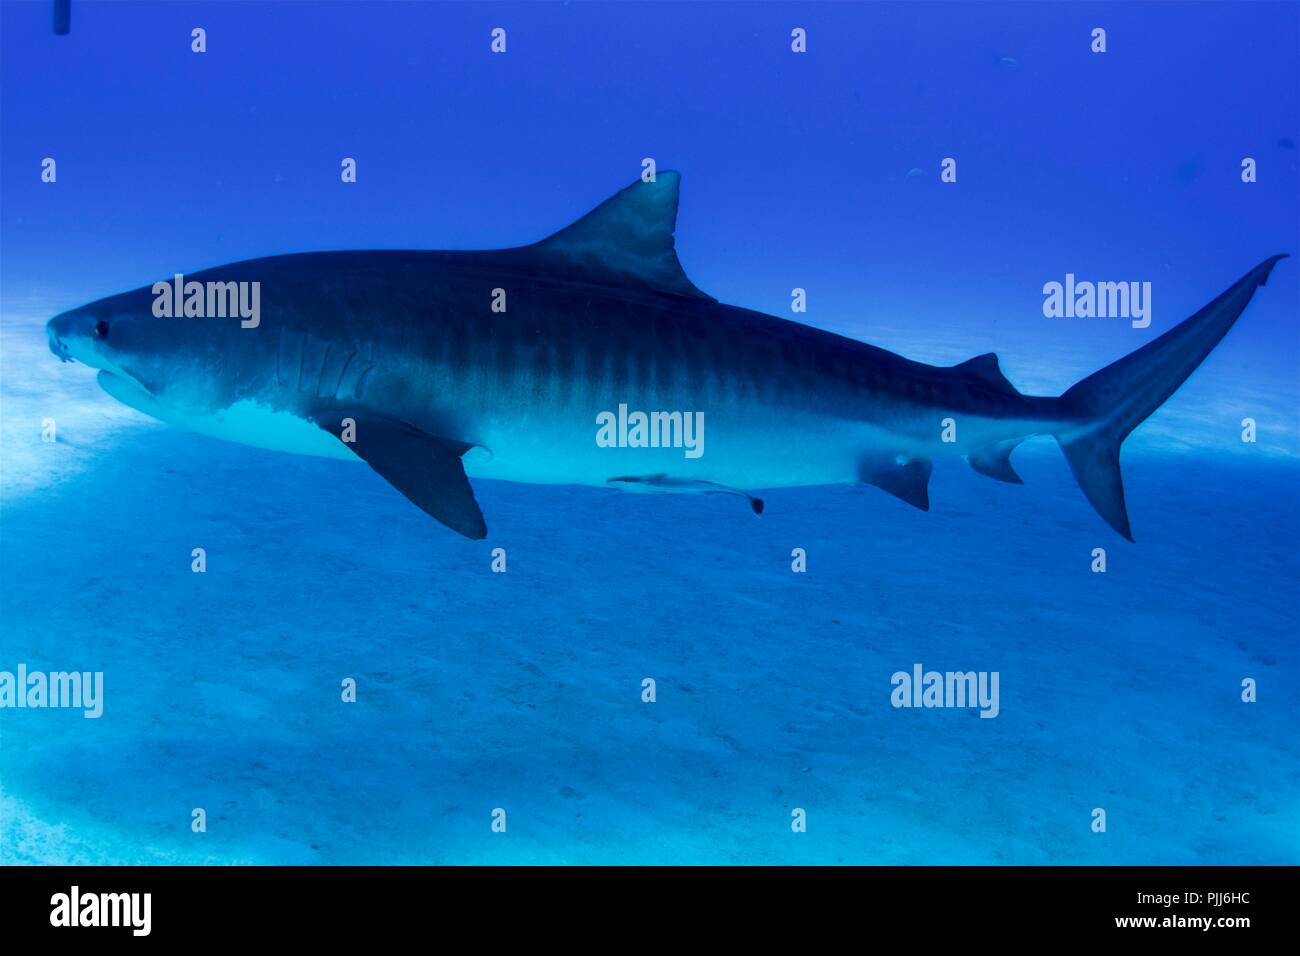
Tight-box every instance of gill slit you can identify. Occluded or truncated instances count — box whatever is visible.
[315,341,333,397]
[332,350,356,399]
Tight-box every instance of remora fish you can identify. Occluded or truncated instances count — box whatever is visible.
[46,173,1285,540]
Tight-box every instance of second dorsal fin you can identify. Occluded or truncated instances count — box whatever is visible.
[952,352,1019,395]
[530,172,714,301]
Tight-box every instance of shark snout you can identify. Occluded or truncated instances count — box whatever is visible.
[46,310,109,366]
[46,314,74,362]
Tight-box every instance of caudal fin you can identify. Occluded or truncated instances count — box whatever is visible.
[1056,254,1287,541]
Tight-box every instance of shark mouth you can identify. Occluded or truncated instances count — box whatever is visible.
[95,369,164,420]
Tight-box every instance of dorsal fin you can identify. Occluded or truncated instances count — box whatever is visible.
[530,172,714,301]
[952,352,1019,395]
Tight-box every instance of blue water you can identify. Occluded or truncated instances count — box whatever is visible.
[1,1,1297,864]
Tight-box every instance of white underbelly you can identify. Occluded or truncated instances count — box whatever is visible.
[98,373,358,461]
[101,371,1016,490]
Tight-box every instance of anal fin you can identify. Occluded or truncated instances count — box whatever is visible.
[320,415,487,539]
[966,439,1025,484]
[860,457,932,511]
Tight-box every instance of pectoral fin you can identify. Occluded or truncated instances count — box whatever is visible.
[321,416,487,539]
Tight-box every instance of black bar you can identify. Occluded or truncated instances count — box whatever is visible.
[0,865,1280,941]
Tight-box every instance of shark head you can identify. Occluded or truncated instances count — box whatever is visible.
[46,277,356,463]
[46,285,235,418]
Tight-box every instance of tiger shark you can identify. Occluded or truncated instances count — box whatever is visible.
[46,173,1285,540]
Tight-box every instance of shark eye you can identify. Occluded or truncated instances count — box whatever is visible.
[94,320,109,339]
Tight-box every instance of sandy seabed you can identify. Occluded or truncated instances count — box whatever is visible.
[2,313,1296,865]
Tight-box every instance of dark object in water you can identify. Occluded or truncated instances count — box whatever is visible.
[53,0,70,35]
